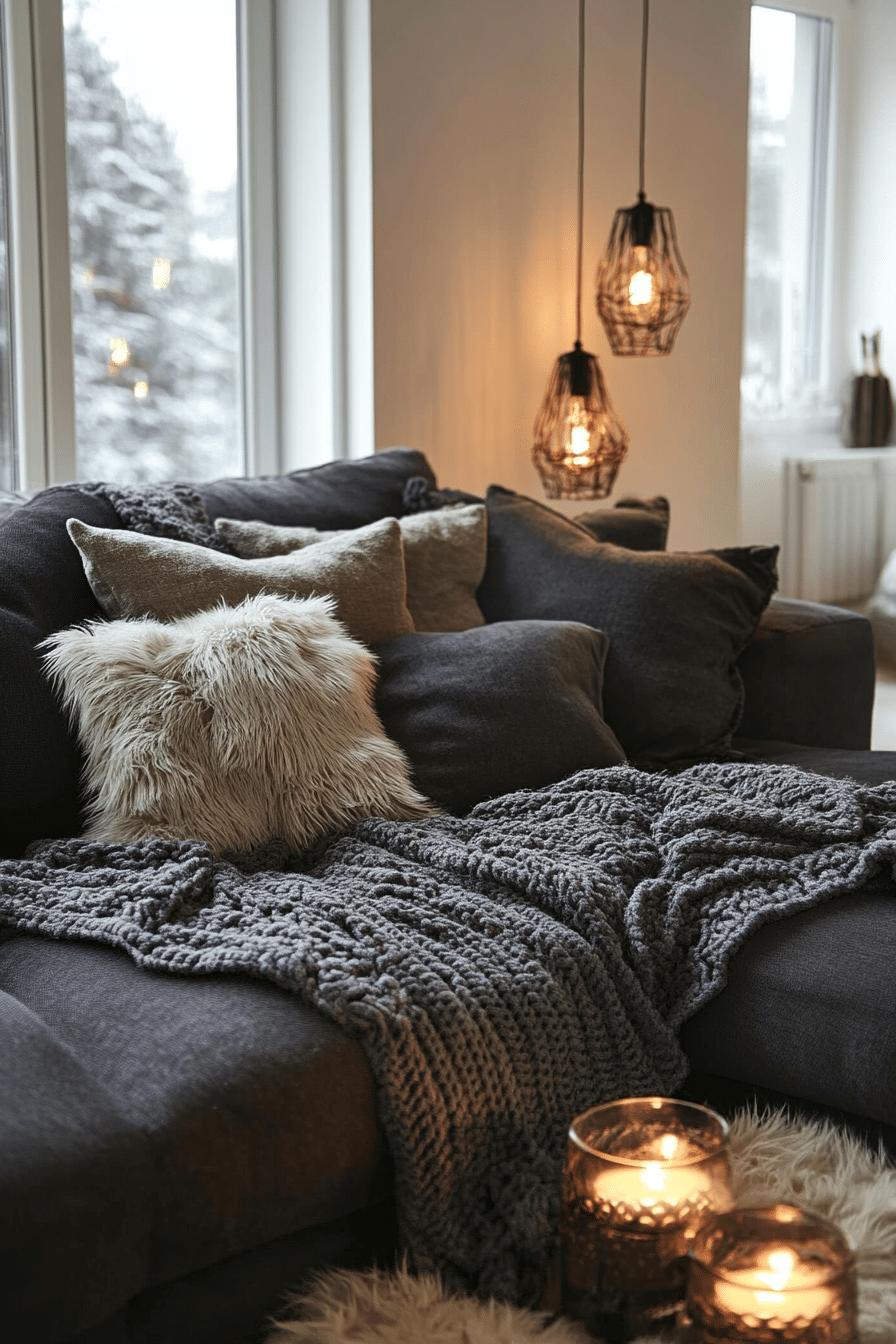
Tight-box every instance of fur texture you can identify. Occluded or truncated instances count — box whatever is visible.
[266,1265,590,1344]
[42,593,434,855]
[267,1110,895,1344]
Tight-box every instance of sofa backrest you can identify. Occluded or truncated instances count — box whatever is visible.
[0,449,436,857]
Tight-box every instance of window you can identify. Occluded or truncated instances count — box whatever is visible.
[741,5,833,417]
[0,0,373,492]
[62,0,243,483]
[0,37,14,491]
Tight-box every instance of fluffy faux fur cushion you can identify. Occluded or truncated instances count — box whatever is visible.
[41,594,435,855]
[215,506,487,633]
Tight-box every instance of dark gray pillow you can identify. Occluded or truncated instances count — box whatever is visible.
[198,447,435,527]
[575,495,670,551]
[372,621,625,814]
[476,486,778,765]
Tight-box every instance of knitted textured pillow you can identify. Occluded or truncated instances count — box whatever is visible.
[41,594,434,855]
[215,505,487,633]
[67,516,415,646]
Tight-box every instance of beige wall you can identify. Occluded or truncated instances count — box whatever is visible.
[371,0,752,550]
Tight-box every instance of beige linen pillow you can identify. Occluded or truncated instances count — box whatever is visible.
[215,504,487,633]
[41,593,435,856]
[67,515,415,645]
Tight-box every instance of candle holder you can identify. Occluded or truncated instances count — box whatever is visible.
[561,1097,733,1340]
[681,1204,858,1343]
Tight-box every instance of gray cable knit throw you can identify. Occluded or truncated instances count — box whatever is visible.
[1,761,894,1302]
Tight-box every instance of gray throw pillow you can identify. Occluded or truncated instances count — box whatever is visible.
[476,486,778,764]
[215,504,487,633]
[575,496,670,551]
[41,594,434,855]
[373,620,626,813]
[67,516,415,646]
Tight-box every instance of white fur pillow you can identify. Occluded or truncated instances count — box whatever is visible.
[41,594,435,855]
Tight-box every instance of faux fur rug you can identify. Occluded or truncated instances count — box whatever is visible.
[267,1109,896,1344]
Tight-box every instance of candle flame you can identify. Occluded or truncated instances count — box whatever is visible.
[756,1248,796,1292]
[659,1134,679,1160]
[641,1162,666,1192]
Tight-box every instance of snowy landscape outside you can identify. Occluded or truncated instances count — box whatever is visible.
[63,0,243,484]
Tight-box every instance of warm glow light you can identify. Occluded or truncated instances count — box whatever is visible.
[594,1162,713,1211]
[82,268,94,287]
[109,337,130,367]
[659,1133,679,1160]
[564,397,592,467]
[152,257,171,290]
[133,380,149,399]
[629,247,653,306]
[714,1246,836,1323]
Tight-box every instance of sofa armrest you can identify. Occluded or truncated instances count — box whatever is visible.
[736,597,875,750]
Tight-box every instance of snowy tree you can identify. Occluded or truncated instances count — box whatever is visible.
[64,9,240,483]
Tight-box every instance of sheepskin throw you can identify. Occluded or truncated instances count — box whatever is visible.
[216,504,488,633]
[2,762,895,1302]
[66,516,416,644]
[40,594,433,854]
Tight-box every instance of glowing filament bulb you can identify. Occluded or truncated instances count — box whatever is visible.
[109,337,130,367]
[629,246,653,306]
[133,380,149,399]
[566,398,592,467]
[152,257,171,290]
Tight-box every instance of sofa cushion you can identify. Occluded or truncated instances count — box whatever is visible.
[736,599,875,751]
[197,447,436,527]
[372,621,626,812]
[216,504,488,634]
[67,517,415,645]
[574,495,670,551]
[0,935,391,1291]
[42,595,432,854]
[0,486,123,857]
[682,743,896,1129]
[681,884,896,1130]
[476,486,778,763]
[0,977,152,1341]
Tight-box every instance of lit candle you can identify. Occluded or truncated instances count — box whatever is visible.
[713,1246,837,1324]
[591,1133,714,1217]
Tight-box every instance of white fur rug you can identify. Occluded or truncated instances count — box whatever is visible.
[266,1109,896,1344]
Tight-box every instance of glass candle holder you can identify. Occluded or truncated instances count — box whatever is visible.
[682,1204,858,1343]
[561,1097,733,1339]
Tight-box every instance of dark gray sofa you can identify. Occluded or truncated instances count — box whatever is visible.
[0,449,893,1344]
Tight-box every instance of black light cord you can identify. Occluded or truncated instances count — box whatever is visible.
[575,0,585,345]
[638,0,649,197]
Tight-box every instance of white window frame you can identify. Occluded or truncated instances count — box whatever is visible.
[0,0,373,492]
[743,0,855,429]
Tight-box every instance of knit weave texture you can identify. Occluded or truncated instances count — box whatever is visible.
[1,761,894,1301]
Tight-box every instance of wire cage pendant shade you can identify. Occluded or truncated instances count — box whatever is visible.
[595,0,690,356]
[532,341,629,499]
[596,191,690,355]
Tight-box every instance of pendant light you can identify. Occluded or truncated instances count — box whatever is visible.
[595,0,689,356]
[532,0,628,501]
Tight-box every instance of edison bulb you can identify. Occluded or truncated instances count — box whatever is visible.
[629,246,653,306]
[565,397,592,467]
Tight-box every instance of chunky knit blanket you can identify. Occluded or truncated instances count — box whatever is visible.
[1,761,894,1302]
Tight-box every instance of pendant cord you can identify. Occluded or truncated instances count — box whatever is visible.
[575,0,585,345]
[638,0,649,196]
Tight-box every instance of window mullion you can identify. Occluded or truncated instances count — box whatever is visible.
[5,0,76,489]
[237,0,280,476]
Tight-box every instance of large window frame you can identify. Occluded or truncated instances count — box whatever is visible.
[0,0,374,492]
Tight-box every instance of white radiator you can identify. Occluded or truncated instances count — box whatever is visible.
[782,451,896,603]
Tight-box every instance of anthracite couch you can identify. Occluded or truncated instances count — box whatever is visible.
[0,449,893,1344]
